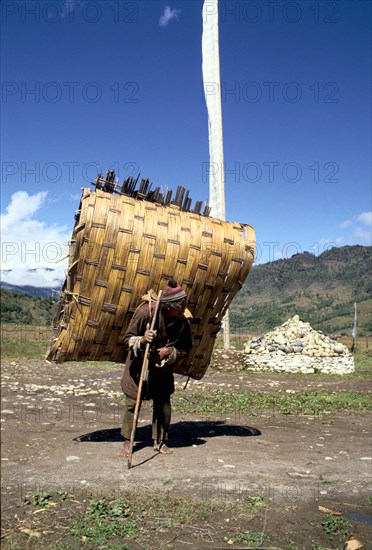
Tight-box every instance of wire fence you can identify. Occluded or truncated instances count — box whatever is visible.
[0,324,52,342]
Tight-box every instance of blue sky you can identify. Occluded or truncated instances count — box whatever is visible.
[1,0,371,287]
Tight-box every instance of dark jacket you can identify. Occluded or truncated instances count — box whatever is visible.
[120,302,192,400]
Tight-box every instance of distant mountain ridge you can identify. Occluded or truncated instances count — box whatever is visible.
[0,282,60,298]
[1,245,371,334]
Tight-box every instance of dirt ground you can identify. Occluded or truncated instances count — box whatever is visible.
[1,355,371,549]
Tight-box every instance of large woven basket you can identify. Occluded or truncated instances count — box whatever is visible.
[47,188,255,379]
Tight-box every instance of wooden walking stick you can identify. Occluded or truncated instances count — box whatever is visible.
[127,290,162,469]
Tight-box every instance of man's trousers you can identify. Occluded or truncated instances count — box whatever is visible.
[121,395,171,442]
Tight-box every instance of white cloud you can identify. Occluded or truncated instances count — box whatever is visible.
[1,191,47,228]
[354,227,372,242]
[340,219,352,230]
[1,191,71,288]
[356,211,372,227]
[340,211,372,231]
[159,5,181,27]
[337,211,372,246]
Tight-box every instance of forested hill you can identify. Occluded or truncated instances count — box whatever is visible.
[230,245,371,335]
[0,245,371,334]
[0,290,58,326]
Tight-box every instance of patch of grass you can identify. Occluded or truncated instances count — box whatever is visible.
[69,516,135,547]
[354,351,372,374]
[171,503,196,524]
[321,515,351,540]
[25,490,52,506]
[87,497,130,518]
[0,335,125,366]
[117,492,199,525]
[9,488,370,550]
[199,499,235,519]
[68,496,139,548]
[231,531,266,546]
[173,388,372,418]
[126,491,236,525]
[214,336,246,351]
[151,518,172,530]
[243,494,269,509]
[57,489,73,501]
[200,502,213,519]
[1,339,48,359]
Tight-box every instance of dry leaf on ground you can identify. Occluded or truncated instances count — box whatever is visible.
[344,538,364,550]
[318,505,342,515]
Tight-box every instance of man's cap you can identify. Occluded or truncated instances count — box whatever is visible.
[160,279,187,303]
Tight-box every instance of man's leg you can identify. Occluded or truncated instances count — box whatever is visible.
[120,396,138,457]
[152,396,173,454]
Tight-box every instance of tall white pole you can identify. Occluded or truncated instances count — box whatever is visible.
[202,0,225,219]
[202,0,230,349]
[352,301,357,354]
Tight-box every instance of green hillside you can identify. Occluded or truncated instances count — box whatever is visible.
[0,290,58,326]
[230,245,371,335]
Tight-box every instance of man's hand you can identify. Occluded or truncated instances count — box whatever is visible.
[141,329,157,346]
[157,347,173,361]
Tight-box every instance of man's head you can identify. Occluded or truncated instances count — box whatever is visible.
[160,279,187,317]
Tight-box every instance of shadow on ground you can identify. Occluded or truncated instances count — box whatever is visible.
[74,420,262,449]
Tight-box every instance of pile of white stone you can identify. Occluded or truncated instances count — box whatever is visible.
[243,315,354,374]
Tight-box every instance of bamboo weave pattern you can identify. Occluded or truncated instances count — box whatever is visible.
[47,188,255,379]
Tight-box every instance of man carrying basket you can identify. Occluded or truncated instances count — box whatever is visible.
[120,279,192,458]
